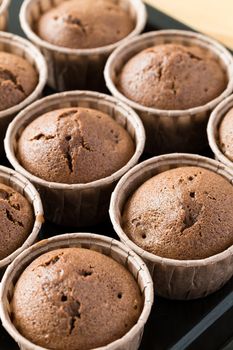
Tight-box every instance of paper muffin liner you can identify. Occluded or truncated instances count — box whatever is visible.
[104,30,233,154]
[4,90,145,226]
[0,165,44,275]
[0,0,11,31]
[207,94,233,170]
[0,31,47,156]
[109,153,233,300]
[19,0,147,92]
[0,232,153,350]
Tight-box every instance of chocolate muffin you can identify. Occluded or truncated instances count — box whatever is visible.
[219,107,233,161]
[0,52,38,111]
[11,247,142,350]
[17,107,135,184]
[118,44,227,110]
[37,0,134,49]
[122,166,233,260]
[0,183,34,260]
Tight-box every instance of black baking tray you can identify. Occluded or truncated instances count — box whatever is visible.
[0,2,233,349]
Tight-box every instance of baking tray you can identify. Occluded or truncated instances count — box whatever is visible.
[0,2,233,349]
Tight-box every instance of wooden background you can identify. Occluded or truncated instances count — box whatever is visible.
[145,0,233,50]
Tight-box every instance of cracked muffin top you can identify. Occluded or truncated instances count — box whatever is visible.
[0,183,34,260]
[37,0,134,49]
[122,166,233,260]
[219,107,233,162]
[11,247,142,350]
[118,44,227,110]
[17,107,135,184]
[0,52,38,111]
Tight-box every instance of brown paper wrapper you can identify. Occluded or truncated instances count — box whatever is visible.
[104,30,233,154]
[0,233,153,350]
[0,165,43,275]
[20,0,147,92]
[0,31,47,155]
[109,153,233,300]
[207,94,233,170]
[5,90,145,226]
[0,0,11,30]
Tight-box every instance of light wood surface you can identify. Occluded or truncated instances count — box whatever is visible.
[145,0,233,49]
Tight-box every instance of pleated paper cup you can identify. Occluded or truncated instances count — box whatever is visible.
[0,165,44,275]
[110,153,233,300]
[20,0,147,92]
[207,94,233,170]
[0,232,153,350]
[5,90,145,227]
[0,0,11,31]
[104,30,233,154]
[0,31,47,156]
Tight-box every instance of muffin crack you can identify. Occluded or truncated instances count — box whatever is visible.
[5,209,23,227]
[0,67,26,96]
[171,80,177,95]
[63,14,87,34]
[181,203,203,232]
[66,299,81,335]
[0,190,20,210]
[0,189,11,200]
[30,133,56,141]
[56,109,96,172]
[58,110,77,120]
[79,269,93,277]
[187,51,202,61]
[77,119,93,152]
[44,255,60,266]
[156,62,163,81]
[57,116,75,173]
[39,253,63,268]
[69,317,76,334]
[65,147,73,173]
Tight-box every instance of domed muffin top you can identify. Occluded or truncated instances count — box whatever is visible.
[11,247,142,350]
[0,52,38,111]
[118,44,227,110]
[0,183,34,260]
[17,107,135,184]
[122,166,233,260]
[37,0,134,49]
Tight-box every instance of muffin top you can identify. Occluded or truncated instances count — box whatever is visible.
[17,107,135,184]
[0,52,38,111]
[37,0,134,49]
[122,166,233,260]
[11,247,142,350]
[219,107,233,162]
[0,183,34,260]
[118,44,227,110]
